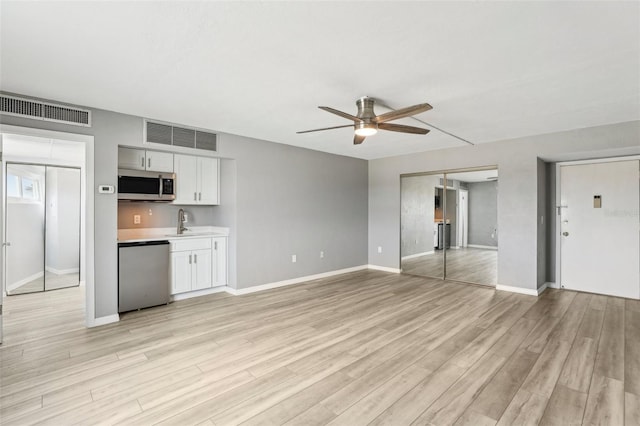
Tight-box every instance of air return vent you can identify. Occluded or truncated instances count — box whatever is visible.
[0,94,91,127]
[144,120,217,152]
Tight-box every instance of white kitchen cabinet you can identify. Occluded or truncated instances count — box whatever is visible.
[192,249,212,290]
[118,147,145,171]
[170,238,212,295]
[118,147,174,173]
[173,154,219,205]
[146,151,174,172]
[212,237,227,287]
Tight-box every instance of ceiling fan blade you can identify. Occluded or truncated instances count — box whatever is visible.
[354,134,366,145]
[374,103,433,123]
[296,124,354,134]
[378,122,430,135]
[319,106,362,122]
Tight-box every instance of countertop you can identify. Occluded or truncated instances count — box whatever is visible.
[118,226,230,243]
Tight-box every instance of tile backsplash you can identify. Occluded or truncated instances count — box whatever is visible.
[118,202,215,229]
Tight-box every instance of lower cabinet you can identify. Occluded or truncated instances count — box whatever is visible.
[170,236,227,295]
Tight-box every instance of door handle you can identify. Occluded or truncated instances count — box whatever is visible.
[562,232,569,236]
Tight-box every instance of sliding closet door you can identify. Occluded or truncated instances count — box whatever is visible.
[44,167,80,290]
[5,164,46,295]
[443,170,498,286]
[400,173,445,279]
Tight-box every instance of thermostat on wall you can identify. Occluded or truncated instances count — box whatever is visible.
[98,185,115,194]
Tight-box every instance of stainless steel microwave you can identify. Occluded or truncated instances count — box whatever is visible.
[118,169,176,201]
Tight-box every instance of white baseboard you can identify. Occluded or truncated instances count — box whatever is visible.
[367,264,401,274]
[496,284,546,296]
[7,271,44,292]
[468,244,498,250]
[45,266,80,275]
[546,281,559,289]
[226,265,369,296]
[172,286,227,301]
[89,314,119,328]
[401,251,434,261]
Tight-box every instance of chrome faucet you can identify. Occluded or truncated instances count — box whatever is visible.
[177,208,188,235]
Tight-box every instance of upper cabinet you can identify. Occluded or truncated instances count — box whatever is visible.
[118,147,174,173]
[173,154,219,205]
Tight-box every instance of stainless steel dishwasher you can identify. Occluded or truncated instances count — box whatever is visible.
[118,240,170,313]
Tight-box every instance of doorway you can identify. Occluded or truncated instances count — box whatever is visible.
[400,167,499,286]
[0,125,94,344]
[558,158,640,299]
[5,163,81,295]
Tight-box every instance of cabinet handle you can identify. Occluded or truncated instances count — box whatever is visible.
[194,192,197,201]
[141,157,145,168]
[194,254,197,263]
[148,157,151,168]
[199,192,202,201]
[214,241,217,250]
[189,254,192,264]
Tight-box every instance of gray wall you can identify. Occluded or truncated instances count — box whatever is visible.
[369,120,640,291]
[546,162,557,282]
[117,203,215,229]
[1,92,369,316]
[467,181,498,247]
[401,175,437,257]
[536,158,547,288]
[220,133,368,290]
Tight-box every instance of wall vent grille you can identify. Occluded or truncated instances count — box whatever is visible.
[0,94,91,127]
[144,120,217,152]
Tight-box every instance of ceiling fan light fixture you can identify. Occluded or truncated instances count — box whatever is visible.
[354,122,378,137]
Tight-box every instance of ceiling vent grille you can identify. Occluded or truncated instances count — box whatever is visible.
[144,120,217,152]
[0,94,91,127]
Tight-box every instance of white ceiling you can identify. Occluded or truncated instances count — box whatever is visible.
[1,2,638,160]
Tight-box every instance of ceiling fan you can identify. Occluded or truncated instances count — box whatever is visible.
[297,97,432,144]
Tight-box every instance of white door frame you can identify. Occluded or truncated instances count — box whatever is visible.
[555,155,640,291]
[0,124,95,329]
[457,189,468,248]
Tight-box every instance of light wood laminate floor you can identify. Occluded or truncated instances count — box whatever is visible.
[1,270,638,425]
[402,247,498,286]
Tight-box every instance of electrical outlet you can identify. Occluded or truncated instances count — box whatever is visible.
[320,251,324,258]
[148,209,153,216]
[415,239,418,244]
[291,254,297,263]
[377,246,382,253]
[183,213,188,223]
[133,215,141,224]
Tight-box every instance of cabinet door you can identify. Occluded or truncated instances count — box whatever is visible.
[171,251,192,294]
[212,237,227,287]
[173,154,198,204]
[197,157,219,205]
[192,249,212,290]
[146,151,174,173]
[118,147,145,171]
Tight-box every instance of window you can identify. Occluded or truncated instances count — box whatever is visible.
[6,172,42,202]
[6,174,20,198]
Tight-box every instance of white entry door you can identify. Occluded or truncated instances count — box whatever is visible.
[560,159,640,299]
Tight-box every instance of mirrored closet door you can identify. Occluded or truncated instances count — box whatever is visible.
[400,168,498,286]
[5,164,80,295]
